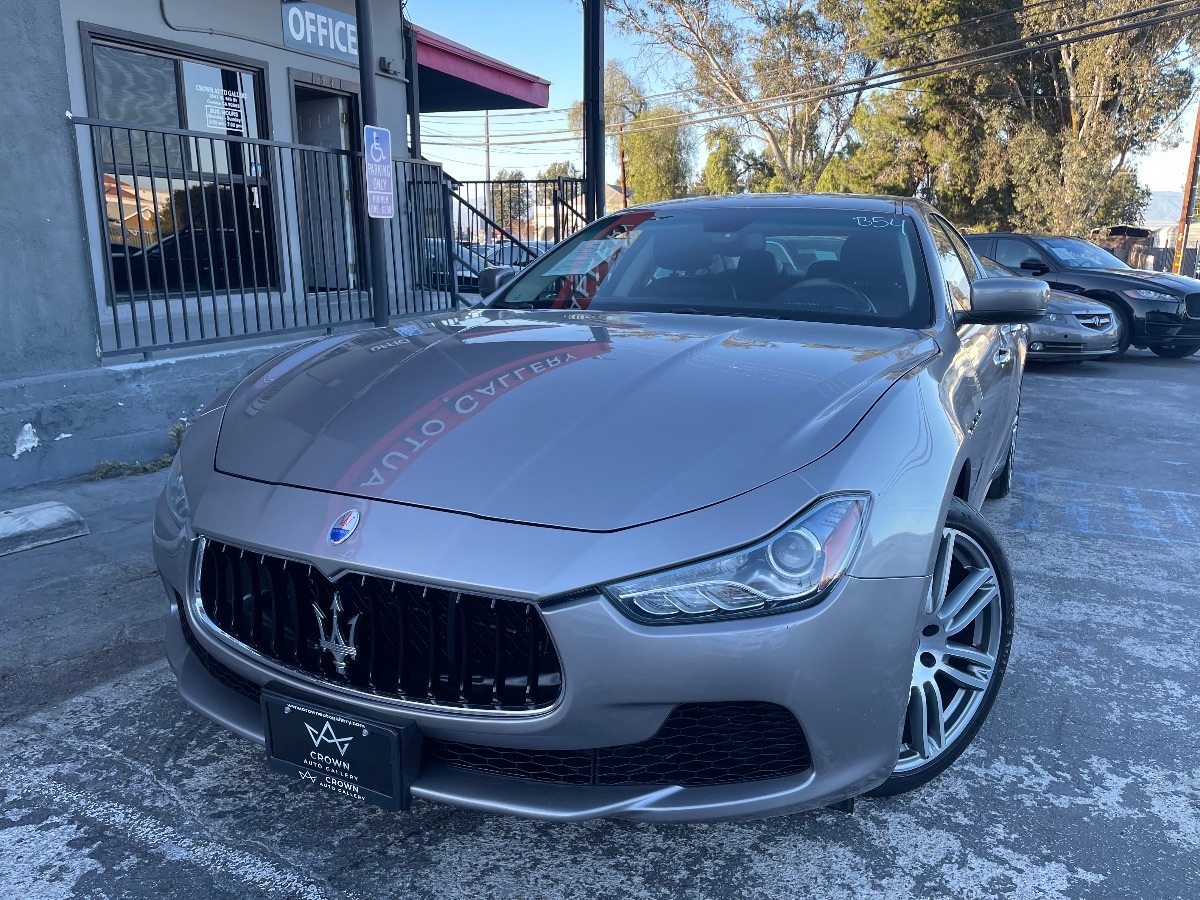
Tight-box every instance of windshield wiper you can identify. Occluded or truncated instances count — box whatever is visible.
[668,307,779,320]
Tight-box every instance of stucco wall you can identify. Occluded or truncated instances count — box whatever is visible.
[0,342,293,491]
[0,0,409,491]
[0,1,99,384]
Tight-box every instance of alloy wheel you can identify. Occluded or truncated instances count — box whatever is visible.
[894,527,1005,774]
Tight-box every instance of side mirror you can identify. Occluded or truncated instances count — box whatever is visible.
[479,266,518,297]
[960,277,1048,325]
[1019,258,1049,276]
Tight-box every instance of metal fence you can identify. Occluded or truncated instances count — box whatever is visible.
[78,119,459,357]
[447,178,588,275]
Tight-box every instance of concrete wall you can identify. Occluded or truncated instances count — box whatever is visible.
[0,0,409,493]
[0,343,292,491]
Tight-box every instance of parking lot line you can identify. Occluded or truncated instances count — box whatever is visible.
[1010,473,1200,545]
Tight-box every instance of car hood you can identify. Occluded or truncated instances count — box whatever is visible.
[1073,268,1200,295]
[215,310,937,531]
[1046,292,1112,315]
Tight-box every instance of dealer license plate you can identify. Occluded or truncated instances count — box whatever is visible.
[262,690,419,811]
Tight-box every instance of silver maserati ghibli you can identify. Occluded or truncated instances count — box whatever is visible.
[153,195,1047,821]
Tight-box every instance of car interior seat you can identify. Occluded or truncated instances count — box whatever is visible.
[642,232,733,300]
[732,249,791,301]
[803,231,911,316]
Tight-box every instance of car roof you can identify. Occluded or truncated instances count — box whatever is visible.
[966,232,1078,240]
[621,193,931,216]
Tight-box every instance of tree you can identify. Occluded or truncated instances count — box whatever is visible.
[831,0,1200,233]
[490,169,532,233]
[623,104,696,202]
[537,161,581,180]
[570,61,652,202]
[702,126,743,195]
[609,0,874,191]
[155,183,241,239]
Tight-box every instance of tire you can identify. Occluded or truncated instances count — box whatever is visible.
[868,498,1015,797]
[1149,343,1200,359]
[1110,303,1133,357]
[986,418,1017,500]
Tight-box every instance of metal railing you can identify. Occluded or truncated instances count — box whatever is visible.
[447,177,588,274]
[77,119,459,357]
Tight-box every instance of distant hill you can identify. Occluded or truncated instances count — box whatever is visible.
[1145,191,1184,228]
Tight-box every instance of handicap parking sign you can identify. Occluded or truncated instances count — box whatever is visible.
[364,126,394,219]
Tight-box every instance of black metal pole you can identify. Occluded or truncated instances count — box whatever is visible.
[355,0,391,327]
[404,21,422,159]
[582,0,605,221]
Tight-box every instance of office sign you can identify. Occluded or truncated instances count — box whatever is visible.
[282,2,358,64]
[364,126,394,219]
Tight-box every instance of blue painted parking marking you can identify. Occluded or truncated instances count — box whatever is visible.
[1010,474,1200,546]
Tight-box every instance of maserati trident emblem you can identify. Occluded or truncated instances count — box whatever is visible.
[313,592,360,675]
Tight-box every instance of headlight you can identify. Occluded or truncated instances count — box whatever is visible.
[166,454,190,523]
[604,494,871,623]
[1122,289,1178,302]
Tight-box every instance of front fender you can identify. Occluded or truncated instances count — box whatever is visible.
[798,362,968,580]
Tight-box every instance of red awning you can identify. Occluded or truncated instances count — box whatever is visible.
[414,25,550,112]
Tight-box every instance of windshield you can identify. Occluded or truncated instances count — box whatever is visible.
[978,257,1016,278]
[486,207,934,328]
[1036,237,1129,270]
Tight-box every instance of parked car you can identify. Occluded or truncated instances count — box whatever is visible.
[155,194,1045,821]
[978,257,1120,361]
[109,229,276,296]
[488,240,553,268]
[420,238,487,293]
[965,232,1200,358]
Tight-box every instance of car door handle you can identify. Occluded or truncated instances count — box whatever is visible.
[994,348,1012,365]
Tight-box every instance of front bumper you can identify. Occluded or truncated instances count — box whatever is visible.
[1138,309,1200,347]
[155,486,927,822]
[1027,318,1119,360]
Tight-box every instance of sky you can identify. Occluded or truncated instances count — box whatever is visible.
[408,0,1197,198]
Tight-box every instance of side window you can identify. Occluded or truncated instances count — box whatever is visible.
[928,218,973,312]
[965,236,994,263]
[933,215,980,281]
[995,238,1045,270]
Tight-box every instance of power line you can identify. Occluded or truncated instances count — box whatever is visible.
[428,0,1195,141]
[422,0,1081,123]
[421,0,1199,146]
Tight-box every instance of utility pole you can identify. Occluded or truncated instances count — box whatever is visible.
[617,123,628,208]
[354,0,391,327]
[583,0,605,221]
[1173,101,1200,276]
[484,110,491,184]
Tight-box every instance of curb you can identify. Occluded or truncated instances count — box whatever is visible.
[0,502,90,557]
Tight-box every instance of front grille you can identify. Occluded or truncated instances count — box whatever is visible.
[179,599,263,703]
[194,539,563,713]
[1073,313,1112,331]
[426,702,812,787]
[1187,293,1200,318]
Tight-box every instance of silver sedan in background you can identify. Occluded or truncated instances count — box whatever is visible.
[154,195,1046,821]
[979,256,1120,361]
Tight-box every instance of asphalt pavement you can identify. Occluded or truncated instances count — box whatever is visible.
[1,349,1198,899]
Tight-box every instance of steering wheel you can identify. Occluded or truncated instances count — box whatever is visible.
[781,278,877,314]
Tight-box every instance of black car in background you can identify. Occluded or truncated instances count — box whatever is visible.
[110,229,277,297]
[965,233,1200,358]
